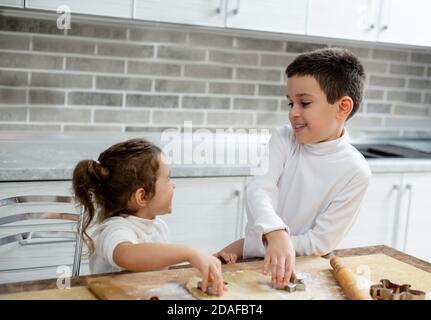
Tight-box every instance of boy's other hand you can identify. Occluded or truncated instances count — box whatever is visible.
[263,229,296,287]
[213,251,238,264]
[188,249,224,296]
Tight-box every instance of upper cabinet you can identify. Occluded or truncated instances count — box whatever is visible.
[134,0,308,34]
[307,0,380,42]
[307,0,431,47]
[0,0,24,7]
[3,0,430,48]
[225,0,308,35]
[25,0,133,19]
[377,0,431,47]
[134,0,226,27]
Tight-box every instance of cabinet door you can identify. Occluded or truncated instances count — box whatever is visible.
[377,0,431,47]
[25,0,133,19]
[162,177,246,254]
[307,0,379,41]
[226,0,308,34]
[401,173,431,262]
[0,0,24,7]
[134,0,225,27]
[337,173,402,249]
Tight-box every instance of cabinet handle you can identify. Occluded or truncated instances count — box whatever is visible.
[234,189,242,239]
[381,25,388,31]
[369,24,375,30]
[402,184,413,252]
[391,184,402,248]
[216,0,223,14]
[233,0,240,15]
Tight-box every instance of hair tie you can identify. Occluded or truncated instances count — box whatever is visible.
[90,160,110,181]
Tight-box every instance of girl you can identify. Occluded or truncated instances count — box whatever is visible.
[72,138,224,296]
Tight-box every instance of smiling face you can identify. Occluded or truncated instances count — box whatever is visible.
[287,75,346,144]
[147,154,176,216]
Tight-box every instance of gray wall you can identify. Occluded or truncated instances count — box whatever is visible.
[1,13,431,138]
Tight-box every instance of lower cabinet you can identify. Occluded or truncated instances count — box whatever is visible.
[337,173,401,249]
[163,177,246,254]
[338,171,431,263]
[401,173,431,262]
[0,176,247,284]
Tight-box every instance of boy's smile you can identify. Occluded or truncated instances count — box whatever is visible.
[287,75,345,144]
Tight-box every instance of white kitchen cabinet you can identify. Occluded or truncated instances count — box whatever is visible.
[338,171,431,263]
[307,0,431,47]
[376,0,431,47]
[337,173,402,249]
[0,0,24,8]
[226,0,308,35]
[307,0,380,42]
[25,0,133,19]
[134,0,226,27]
[399,173,431,262]
[162,176,246,254]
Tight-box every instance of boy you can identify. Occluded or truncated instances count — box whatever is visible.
[217,48,371,288]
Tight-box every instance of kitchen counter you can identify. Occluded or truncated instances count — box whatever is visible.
[2,132,431,181]
[0,132,265,180]
[0,245,429,297]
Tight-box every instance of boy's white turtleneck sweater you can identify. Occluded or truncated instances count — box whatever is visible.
[243,124,371,258]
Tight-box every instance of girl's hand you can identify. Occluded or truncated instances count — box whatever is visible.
[188,249,224,296]
[214,251,238,264]
[263,230,296,288]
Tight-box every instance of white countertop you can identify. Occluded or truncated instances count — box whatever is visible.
[1,132,431,181]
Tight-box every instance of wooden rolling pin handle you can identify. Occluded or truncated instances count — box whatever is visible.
[330,256,372,300]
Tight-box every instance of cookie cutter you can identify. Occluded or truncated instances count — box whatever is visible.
[272,273,306,292]
[197,281,228,296]
[370,279,426,300]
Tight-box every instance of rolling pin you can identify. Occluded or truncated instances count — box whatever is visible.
[330,256,372,300]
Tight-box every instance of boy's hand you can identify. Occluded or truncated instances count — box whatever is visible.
[214,251,238,264]
[263,229,296,287]
[188,249,224,296]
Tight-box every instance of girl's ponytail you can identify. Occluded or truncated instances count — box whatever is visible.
[72,160,109,254]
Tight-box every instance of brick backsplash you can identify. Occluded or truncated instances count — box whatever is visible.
[0,13,431,138]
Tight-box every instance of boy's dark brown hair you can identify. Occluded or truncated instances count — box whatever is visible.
[285,48,365,119]
[72,138,162,254]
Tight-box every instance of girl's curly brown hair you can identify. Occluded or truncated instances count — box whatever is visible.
[72,138,162,254]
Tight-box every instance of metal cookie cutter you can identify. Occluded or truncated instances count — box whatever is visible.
[273,273,306,293]
[197,281,228,296]
[370,279,426,300]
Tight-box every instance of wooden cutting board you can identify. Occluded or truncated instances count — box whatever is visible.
[86,253,431,300]
[1,253,430,299]
[0,286,97,300]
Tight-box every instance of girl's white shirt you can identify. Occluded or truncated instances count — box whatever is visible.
[89,215,169,274]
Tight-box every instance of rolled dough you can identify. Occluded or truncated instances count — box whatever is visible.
[186,270,314,300]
